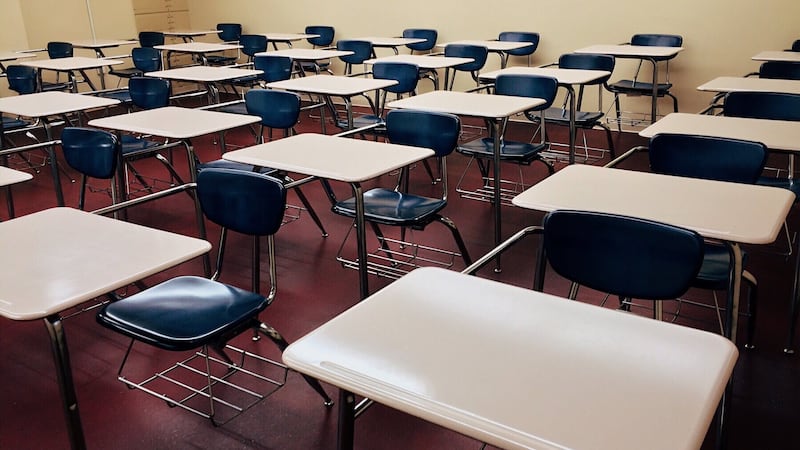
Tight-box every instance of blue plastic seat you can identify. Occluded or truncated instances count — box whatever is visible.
[498,31,540,66]
[791,40,800,51]
[60,128,121,209]
[96,168,332,425]
[301,25,335,74]
[108,47,163,82]
[337,40,373,75]
[444,44,489,90]
[42,41,75,91]
[138,31,165,48]
[757,61,800,80]
[332,110,472,277]
[402,28,437,54]
[206,23,242,66]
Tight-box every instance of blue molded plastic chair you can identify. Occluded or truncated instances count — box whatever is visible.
[607,33,683,128]
[457,74,558,198]
[138,31,165,48]
[96,168,332,425]
[302,25,335,74]
[498,31,540,66]
[402,28,437,54]
[47,41,73,59]
[791,40,800,51]
[206,23,242,66]
[444,44,489,90]
[5,65,37,94]
[758,61,800,80]
[332,110,472,278]
[231,54,293,91]
[60,128,121,209]
[108,47,163,82]
[536,53,616,160]
[239,34,268,63]
[203,89,328,236]
[649,133,765,347]
[337,40,373,75]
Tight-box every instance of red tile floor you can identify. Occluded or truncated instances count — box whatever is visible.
[1,102,799,449]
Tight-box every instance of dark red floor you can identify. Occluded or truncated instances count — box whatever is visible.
[1,103,799,449]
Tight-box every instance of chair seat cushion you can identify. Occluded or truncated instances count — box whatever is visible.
[540,107,604,126]
[213,102,249,115]
[333,188,446,225]
[693,243,748,290]
[96,276,267,351]
[335,114,385,131]
[206,55,239,66]
[607,79,673,95]
[1,116,33,130]
[198,158,278,176]
[120,135,163,156]
[458,137,548,164]
[757,176,800,202]
[96,89,133,104]
[109,67,144,79]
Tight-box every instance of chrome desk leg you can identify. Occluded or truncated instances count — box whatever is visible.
[44,314,87,450]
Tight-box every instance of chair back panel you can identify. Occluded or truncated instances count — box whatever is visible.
[138,31,165,48]
[723,91,800,122]
[253,55,293,83]
[47,41,73,59]
[373,62,419,95]
[631,34,683,47]
[305,25,335,47]
[558,53,615,84]
[498,31,540,56]
[402,29,437,52]
[649,133,767,184]
[197,168,287,236]
[61,127,120,179]
[132,47,162,72]
[494,74,558,110]
[758,61,800,80]
[385,110,460,158]
[216,23,242,41]
[129,77,171,110]
[792,39,800,52]
[240,34,268,58]
[245,89,301,129]
[337,40,373,65]
[6,65,37,94]
[445,44,488,71]
[543,210,704,300]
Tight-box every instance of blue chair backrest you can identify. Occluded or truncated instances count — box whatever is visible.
[197,168,287,236]
[337,40,373,65]
[792,40,800,52]
[253,55,293,83]
[216,23,242,41]
[61,127,120,179]
[129,77,171,110]
[558,53,615,84]
[498,31,540,56]
[47,41,73,59]
[543,210,704,300]
[631,34,683,47]
[385,110,460,158]
[245,89,301,129]
[131,47,162,72]
[6,65,37,94]
[240,34,268,58]
[372,62,419,95]
[649,133,767,184]
[402,29,437,52]
[494,74,558,110]
[758,61,800,80]
[305,25,335,47]
[723,91,800,122]
[139,31,165,48]
[445,44,488,71]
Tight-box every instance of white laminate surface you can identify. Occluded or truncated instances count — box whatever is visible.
[0,91,119,117]
[0,207,210,320]
[154,42,242,53]
[145,66,263,82]
[752,51,800,62]
[639,112,800,152]
[70,39,137,49]
[257,49,354,61]
[364,54,474,69]
[439,39,533,52]
[0,166,33,187]
[266,75,398,96]
[575,44,684,58]
[480,66,610,84]
[0,51,36,62]
[222,133,433,183]
[697,76,800,95]
[88,106,259,139]
[20,56,123,71]
[284,267,739,450]
[513,164,794,245]
[388,90,545,119]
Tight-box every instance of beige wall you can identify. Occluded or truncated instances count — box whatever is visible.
[185,0,799,115]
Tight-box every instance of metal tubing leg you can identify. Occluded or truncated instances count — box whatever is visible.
[491,119,504,272]
[43,121,65,206]
[337,390,356,450]
[784,233,800,353]
[293,186,327,237]
[44,315,87,450]
[351,183,370,299]
[724,243,744,343]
